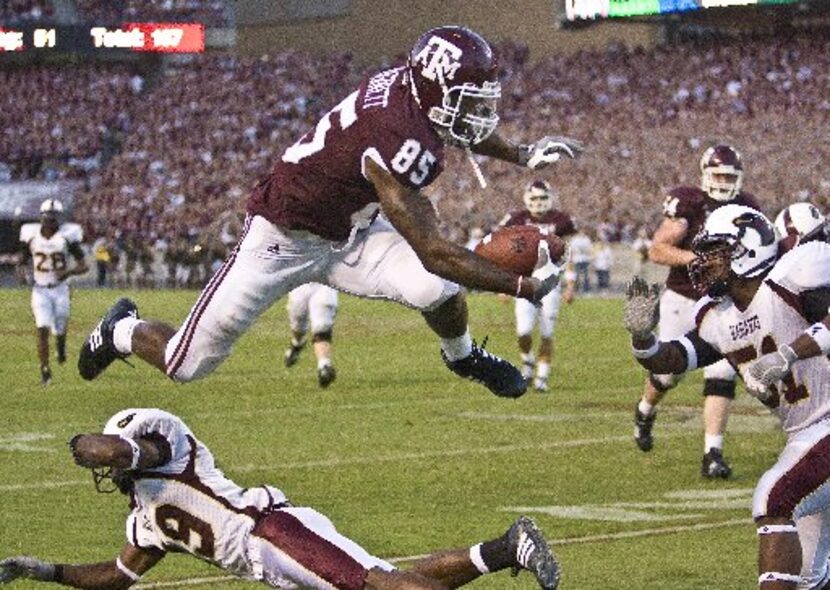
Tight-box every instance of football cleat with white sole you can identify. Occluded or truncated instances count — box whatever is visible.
[701,448,732,479]
[284,343,304,367]
[78,298,138,381]
[534,378,548,393]
[507,516,561,590]
[634,406,656,452]
[443,340,527,398]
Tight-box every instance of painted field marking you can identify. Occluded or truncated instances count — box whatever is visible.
[0,432,56,453]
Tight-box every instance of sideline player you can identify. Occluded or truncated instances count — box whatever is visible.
[624,204,830,590]
[498,180,576,392]
[0,407,561,590]
[632,145,761,478]
[283,282,339,388]
[17,199,88,385]
[79,25,583,399]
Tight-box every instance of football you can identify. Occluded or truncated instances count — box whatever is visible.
[474,225,566,276]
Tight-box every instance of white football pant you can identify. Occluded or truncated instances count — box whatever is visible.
[165,215,459,382]
[286,283,338,336]
[515,284,561,338]
[31,283,70,335]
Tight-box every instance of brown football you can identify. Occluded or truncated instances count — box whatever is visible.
[475,225,566,276]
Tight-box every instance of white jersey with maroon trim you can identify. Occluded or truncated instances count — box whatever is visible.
[692,241,830,435]
[19,222,83,287]
[106,409,287,579]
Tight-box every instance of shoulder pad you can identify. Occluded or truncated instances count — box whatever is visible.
[693,295,720,328]
[772,241,830,292]
[19,223,39,243]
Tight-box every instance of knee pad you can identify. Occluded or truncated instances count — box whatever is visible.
[312,330,333,343]
[703,378,736,399]
[650,373,681,392]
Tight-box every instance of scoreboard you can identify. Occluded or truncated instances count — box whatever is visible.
[565,0,800,20]
[0,23,204,53]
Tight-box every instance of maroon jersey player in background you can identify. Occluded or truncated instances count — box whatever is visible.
[499,180,577,393]
[632,144,762,478]
[79,25,584,399]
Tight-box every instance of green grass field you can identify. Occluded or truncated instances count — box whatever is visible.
[0,288,786,589]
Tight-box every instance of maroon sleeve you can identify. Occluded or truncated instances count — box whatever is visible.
[501,210,526,227]
[556,213,576,237]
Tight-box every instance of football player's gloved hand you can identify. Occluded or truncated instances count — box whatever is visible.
[0,556,56,584]
[623,277,661,339]
[522,136,584,170]
[742,345,798,402]
[526,240,562,305]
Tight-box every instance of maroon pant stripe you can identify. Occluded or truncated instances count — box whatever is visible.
[167,216,252,378]
[766,433,830,518]
[252,511,368,590]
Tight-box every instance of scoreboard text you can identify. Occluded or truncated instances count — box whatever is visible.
[0,23,205,53]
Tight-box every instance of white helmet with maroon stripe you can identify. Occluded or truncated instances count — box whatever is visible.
[774,202,827,250]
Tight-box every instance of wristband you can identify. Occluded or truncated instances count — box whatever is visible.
[116,558,141,582]
[53,564,65,584]
[516,276,524,297]
[120,436,141,470]
[632,336,660,359]
[806,322,830,354]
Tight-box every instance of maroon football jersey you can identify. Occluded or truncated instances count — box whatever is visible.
[662,186,761,299]
[247,66,445,242]
[500,209,576,239]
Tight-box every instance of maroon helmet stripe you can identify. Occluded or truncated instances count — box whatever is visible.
[765,279,805,320]
[167,216,252,377]
[253,510,368,590]
[765,433,830,518]
[783,209,798,237]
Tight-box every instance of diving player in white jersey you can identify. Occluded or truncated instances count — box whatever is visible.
[624,204,830,589]
[0,408,562,590]
[17,199,88,385]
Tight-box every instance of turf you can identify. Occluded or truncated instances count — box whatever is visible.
[0,288,785,589]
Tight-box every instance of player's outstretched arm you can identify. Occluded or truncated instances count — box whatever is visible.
[0,545,164,588]
[366,160,552,302]
[623,277,687,374]
[471,131,584,168]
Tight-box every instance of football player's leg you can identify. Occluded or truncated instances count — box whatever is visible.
[796,511,830,589]
[514,298,537,382]
[31,288,53,382]
[700,361,736,478]
[534,288,561,392]
[327,219,525,397]
[284,285,312,367]
[53,284,70,364]
[249,506,399,590]
[308,285,338,387]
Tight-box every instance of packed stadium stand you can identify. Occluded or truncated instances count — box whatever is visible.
[1,1,829,284]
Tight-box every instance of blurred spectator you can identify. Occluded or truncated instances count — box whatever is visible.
[593,237,614,290]
[569,228,593,293]
[92,235,112,287]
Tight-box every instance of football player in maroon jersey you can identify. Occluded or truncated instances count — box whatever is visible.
[78,25,583,399]
[498,180,577,392]
[0,408,561,589]
[632,145,762,478]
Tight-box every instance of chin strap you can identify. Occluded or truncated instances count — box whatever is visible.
[465,147,487,189]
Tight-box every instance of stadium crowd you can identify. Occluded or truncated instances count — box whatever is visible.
[73,0,231,27]
[1,26,829,286]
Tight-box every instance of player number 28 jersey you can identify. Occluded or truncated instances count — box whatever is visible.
[109,409,288,579]
[19,222,83,287]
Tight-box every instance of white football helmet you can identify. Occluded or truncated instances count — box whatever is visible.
[523,180,556,216]
[774,202,826,247]
[700,145,743,202]
[39,198,63,215]
[689,204,778,296]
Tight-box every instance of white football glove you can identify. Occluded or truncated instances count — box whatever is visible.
[524,136,585,170]
[623,277,661,339]
[742,346,798,402]
[527,240,562,304]
[0,556,55,584]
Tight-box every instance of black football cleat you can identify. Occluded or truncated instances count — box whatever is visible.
[41,366,52,386]
[443,340,527,398]
[634,405,656,452]
[507,516,561,590]
[701,448,732,479]
[317,364,337,388]
[284,343,304,368]
[78,298,138,381]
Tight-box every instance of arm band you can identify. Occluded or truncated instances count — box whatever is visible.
[632,336,660,360]
[116,558,141,582]
[120,436,141,470]
[806,322,830,354]
[53,564,65,583]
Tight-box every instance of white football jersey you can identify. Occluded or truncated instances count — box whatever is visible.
[103,409,288,579]
[19,222,83,287]
[694,241,830,434]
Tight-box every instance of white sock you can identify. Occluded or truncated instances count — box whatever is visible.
[317,358,331,370]
[521,352,535,365]
[705,434,724,452]
[638,399,655,416]
[112,317,143,355]
[468,544,490,574]
[441,330,473,362]
[536,362,550,379]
